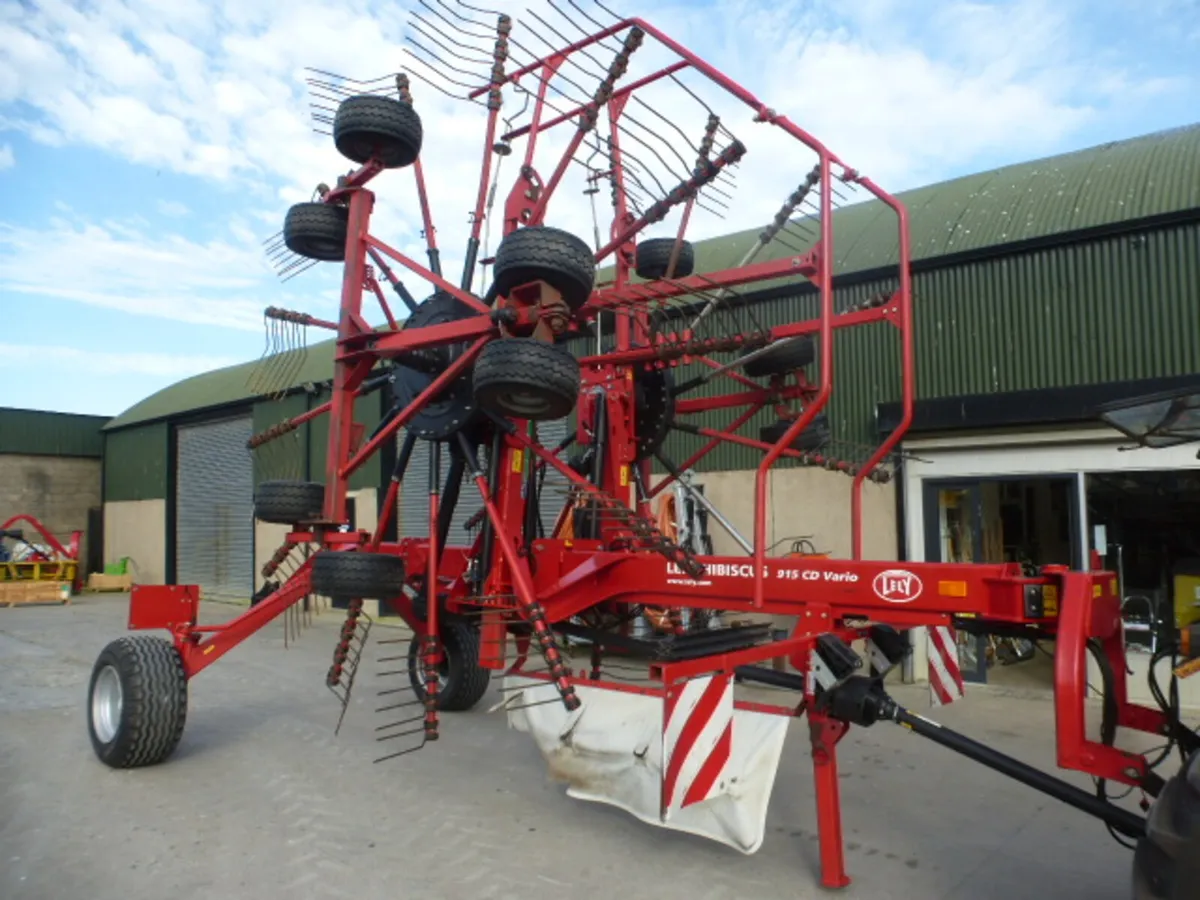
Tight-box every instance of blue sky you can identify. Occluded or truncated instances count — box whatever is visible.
[1,0,1197,419]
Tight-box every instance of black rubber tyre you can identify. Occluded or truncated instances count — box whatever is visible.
[491,226,596,312]
[406,620,491,712]
[759,414,830,452]
[634,364,674,461]
[87,635,188,769]
[1133,750,1200,899]
[254,480,326,525]
[332,94,423,169]
[311,550,407,599]
[635,237,695,280]
[741,337,816,378]
[283,202,348,262]
[473,339,580,421]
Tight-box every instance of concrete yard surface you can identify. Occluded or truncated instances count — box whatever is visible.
[0,594,1162,900]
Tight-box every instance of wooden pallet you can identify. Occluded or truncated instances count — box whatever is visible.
[0,580,71,608]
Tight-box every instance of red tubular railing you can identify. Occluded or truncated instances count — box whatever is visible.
[846,176,914,560]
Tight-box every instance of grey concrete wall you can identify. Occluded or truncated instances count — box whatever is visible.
[651,467,898,562]
[0,454,101,574]
[103,499,166,584]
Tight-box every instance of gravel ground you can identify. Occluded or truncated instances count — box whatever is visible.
[0,593,1154,900]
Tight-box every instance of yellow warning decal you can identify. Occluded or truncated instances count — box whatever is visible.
[203,645,215,655]
[1043,585,1059,617]
[620,466,629,487]
[512,451,524,474]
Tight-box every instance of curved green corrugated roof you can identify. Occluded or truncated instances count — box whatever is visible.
[667,120,1200,290]
[107,122,1200,432]
[104,338,341,431]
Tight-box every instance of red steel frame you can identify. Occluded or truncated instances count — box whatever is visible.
[120,15,1171,890]
[2,513,83,591]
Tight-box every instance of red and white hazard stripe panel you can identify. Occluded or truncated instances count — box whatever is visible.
[927,625,965,707]
[661,673,734,818]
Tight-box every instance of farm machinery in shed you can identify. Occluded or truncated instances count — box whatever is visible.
[84,4,1200,896]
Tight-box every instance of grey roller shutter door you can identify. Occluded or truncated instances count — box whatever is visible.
[398,417,571,543]
[399,431,482,542]
[175,415,254,602]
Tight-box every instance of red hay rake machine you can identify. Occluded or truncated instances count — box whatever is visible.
[85,3,1200,896]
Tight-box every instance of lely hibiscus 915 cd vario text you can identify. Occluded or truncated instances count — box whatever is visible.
[84,4,1199,896]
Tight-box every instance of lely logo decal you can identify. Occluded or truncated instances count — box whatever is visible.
[872,569,923,603]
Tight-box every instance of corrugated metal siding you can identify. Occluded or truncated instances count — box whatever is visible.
[103,422,168,502]
[399,417,571,541]
[0,408,107,457]
[175,415,254,602]
[659,221,1200,470]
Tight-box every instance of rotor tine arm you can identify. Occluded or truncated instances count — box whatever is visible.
[686,164,821,333]
[527,26,644,225]
[595,138,746,264]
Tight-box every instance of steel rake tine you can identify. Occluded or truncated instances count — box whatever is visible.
[404,37,490,87]
[376,724,429,743]
[304,67,395,86]
[373,736,428,763]
[376,704,427,720]
[410,15,493,66]
[401,54,492,108]
[427,0,494,40]
[499,695,576,713]
[548,0,737,197]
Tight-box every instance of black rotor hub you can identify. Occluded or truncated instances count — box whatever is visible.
[634,364,674,461]
[393,292,486,442]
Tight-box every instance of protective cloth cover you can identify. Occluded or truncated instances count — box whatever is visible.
[502,674,790,853]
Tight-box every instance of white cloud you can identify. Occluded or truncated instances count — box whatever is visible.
[156,199,191,217]
[0,0,1190,336]
[0,143,11,170]
[0,216,288,331]
[0,342,239,378]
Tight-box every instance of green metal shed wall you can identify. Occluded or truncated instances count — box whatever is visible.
[104,422,169,502]
[306,388,385,492]
[251,387,385,493]
[0,408,107,457]
[658,218,1200,471]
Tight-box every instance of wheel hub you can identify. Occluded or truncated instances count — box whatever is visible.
[393,292,485,442]
[496,387,556,419]
[634,365,675,461]
[91,664,123,744]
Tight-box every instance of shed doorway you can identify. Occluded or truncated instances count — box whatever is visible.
[923,475,1079,688]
